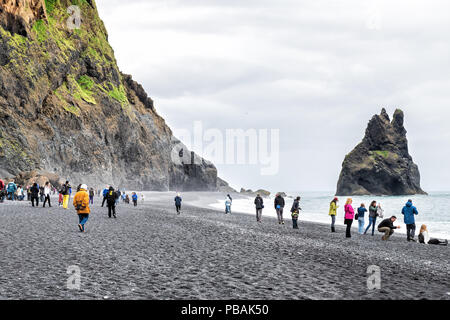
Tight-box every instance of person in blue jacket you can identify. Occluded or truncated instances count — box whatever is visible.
[7,180,17,201]
[402,199,419,242]
[132,192,138,207]
[174,194,182,214]
[101,186,109,207]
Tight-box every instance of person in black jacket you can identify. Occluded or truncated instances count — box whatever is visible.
[30,183,40,207]
[254,194,264,222]
[106,187,118,218]
[274,193,286,225]
[378,216,401,240]
[291,196,302,229]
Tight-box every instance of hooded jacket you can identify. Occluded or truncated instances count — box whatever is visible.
[344,204,355,220]
[73,188,90,214]
[274,196,285,209]
[401,201,418,225]
[329,201,338,216]
[106,188,117,206]
[7,182,17,193]
[254,196,264,210]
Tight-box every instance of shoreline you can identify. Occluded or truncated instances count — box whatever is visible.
[1,193,449,300]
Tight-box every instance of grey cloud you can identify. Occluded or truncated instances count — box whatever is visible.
[96,0,450,191]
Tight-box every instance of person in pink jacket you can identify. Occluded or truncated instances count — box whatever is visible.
[344,198,355,238]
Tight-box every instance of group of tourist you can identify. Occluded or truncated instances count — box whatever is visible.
[251,192,302,228]
[330,197,447,245]
[246,192,447,246]
[0,179,59,203]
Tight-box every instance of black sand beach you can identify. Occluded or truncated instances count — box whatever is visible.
[0,194,449,300]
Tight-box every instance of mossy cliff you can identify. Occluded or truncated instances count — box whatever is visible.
[0,0,219,190]
[336,109,426,196]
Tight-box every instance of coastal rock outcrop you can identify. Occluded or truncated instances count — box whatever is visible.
[0,0,222,191]
[336,108,426,196]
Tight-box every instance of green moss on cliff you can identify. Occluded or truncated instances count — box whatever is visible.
[108,84,128,106]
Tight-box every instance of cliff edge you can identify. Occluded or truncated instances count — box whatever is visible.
[336,108,426,196]
[0,0,220,191]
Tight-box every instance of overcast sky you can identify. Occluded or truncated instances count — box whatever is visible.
[96,0,450,192]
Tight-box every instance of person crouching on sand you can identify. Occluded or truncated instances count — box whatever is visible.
[291,196,301,229]
[254,194,264,222]
[73,184,90,232]
[344,198,355,238]
[418,225,448,246]
[378,216,401,241]
[329,197,339,232]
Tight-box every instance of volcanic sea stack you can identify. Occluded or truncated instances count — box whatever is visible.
[0,0,221,191]
[336,108,426,196]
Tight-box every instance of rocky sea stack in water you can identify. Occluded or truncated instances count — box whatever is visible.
[0,0,221,191]
[336,108,426,196]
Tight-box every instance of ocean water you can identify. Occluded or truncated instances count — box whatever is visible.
[209,192,450,240]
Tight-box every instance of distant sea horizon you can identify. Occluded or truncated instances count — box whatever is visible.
[209,191,450,240]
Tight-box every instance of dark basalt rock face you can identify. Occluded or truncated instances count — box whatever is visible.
[336,108,427,196]
[0,0,221,191]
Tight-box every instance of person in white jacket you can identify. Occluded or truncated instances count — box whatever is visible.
[43,181,52,208]
[418,225,448,246]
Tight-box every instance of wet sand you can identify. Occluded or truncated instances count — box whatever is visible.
[0,193,449,300]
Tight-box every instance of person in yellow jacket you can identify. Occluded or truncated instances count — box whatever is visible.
[73,184,90,232]
[329,197,339,233]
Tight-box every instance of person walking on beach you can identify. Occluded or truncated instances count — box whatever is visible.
[274,193,285,224]
[174,193,182,214]
[378,216,400,240]
[344,198,355,238]
[291,196,302,229]
[329,197,339,232]
[101,186,108,207]
[89,188,95,205]
[73,184,90,232]
[402,199,419,242]
[58,191,63,207]
[0,179,5,203]
[61,181,71,209]
[254,194,264,222]
[357,203,367,234]
[106,186,118,218]
[132,192,138,207]
[30,183,40,207]
[225,197,232,214]
[364,201,378,236]
[6,180,17,201]
[418,225,448,246]
[39,185,45,203]
[115,188,121,206]
[43,182,52,208]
